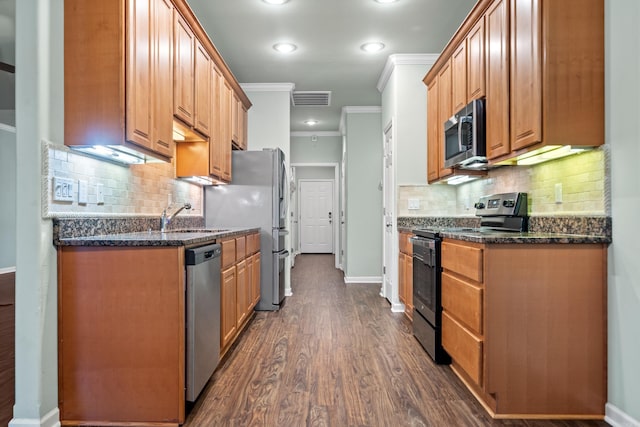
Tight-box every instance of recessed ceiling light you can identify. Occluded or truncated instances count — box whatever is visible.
[263,0,289,4]
[360,42,385,53]
[304,119,319,126]
[375,0,398,3]
[273,43,297,53]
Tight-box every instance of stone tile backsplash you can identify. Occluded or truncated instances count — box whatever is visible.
[398,147,608,218]
[43,140,203,218]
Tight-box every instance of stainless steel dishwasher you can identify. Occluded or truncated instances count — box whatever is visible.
[185,243,221,402]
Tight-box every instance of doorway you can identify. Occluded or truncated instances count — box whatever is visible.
[299,180,334,253]
[382,121,401,310]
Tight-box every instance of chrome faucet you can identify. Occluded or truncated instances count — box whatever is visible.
[160,202,191,232]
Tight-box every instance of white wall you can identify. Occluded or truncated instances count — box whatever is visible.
[0,124,16,269]
[343,108,383,282]
[605,0,640,424]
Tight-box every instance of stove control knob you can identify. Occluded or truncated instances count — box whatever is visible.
[503,199,515,208]
[474,202,485,209]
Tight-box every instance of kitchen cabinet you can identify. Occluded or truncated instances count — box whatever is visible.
[423,0,603,173]
[173,12,195,127]
[193,40,212,137]
[437,62,453,180]
[64,0,174,161]
[441,238,607,418]
[451,42,467,114]
[507,0,604,156]
[426,80,440,183]
[398,231,413,319]
[485,0,510,159]
[232,93,248,150]
[466,17,485,101]
[58,246,186,424]
[219,232,261,357]
[209,64,224,179]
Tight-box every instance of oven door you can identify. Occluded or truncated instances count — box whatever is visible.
[412,237,439,326]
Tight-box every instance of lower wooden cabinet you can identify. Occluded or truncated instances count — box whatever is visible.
[441,238,607,418]
[219,232,261,357]
[398,231,413,319]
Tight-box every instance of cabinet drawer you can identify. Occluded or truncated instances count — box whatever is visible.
[236,236,246,261]
[442,272,483,334]
[247,233,260,255]
[442,311,483,386]
[442,241,483,282]
[221,239,236,269]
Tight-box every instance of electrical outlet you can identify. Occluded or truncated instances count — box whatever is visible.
[555,183,563,204]
[53,177,75,202]
[408,198,420,210]
[96,183,105,204]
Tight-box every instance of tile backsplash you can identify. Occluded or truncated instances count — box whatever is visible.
[43,140,203,218]
[398,147,608,217]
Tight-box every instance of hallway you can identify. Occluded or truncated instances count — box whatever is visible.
[184,254,608,426]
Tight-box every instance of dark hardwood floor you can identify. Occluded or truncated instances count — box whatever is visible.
[184,255,609,427]
[0,271,15,427]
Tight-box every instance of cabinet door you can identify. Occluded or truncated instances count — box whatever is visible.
[151,0,174,158]
[451,42,467,113]
[221,79,233,181]
[239,103,248,150]
[252,253,261,307]
[426,79,439,183]
[437,61,453,179]
[235,260,247,327]
[173,13,195,126]
[221,266,237,350]
[467,17,485,101]
[193,40,211,137]
[510,0,542,150]
[209,64,224,178]
[406,255,413,317]
[231,92,240,146]
[485,0,511,159]
[125,0,153,149]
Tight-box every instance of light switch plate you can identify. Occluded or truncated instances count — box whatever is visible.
[408,198,420,210]
[96,183,105,204]
[53,177,75,202]
[555,183,563,204]
[78,180,88,204]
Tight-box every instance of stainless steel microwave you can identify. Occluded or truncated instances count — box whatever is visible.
[443,99,487,169]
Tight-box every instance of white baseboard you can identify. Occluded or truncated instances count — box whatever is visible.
[0,266,16,274]
[606,403,640,427]
[344,276,382,284]
[285,288,293,297]
[9,408,60,427]
[391,302,405,313]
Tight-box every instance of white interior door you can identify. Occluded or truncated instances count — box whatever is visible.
[382,123,395,303]
[299,180,334,253]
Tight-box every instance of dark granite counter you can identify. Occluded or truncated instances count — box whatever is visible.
[52,217,259,247]
[56,227,259,247]
[397,215,612,245]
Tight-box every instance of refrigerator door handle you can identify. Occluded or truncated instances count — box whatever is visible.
[278,250,290,259]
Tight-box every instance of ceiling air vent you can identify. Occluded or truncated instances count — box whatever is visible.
[291,91,331,107]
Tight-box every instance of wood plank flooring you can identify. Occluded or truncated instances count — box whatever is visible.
[184,255,609,427]
[0,271,15,427]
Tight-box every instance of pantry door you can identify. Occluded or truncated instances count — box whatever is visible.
[299,180,334,253]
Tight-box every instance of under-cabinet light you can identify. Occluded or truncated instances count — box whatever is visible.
[515,145,590,166]
[71,145,146,165]
[446,175,480,186]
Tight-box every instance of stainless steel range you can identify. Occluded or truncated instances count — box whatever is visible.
[411,192,528,363]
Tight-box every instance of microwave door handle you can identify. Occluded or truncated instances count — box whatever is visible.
[458,117,464,152]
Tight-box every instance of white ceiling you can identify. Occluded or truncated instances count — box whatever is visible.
[186,0,476,132]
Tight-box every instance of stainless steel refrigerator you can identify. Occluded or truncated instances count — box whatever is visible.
[204,148,289,311]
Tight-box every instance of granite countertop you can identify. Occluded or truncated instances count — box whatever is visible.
[397,215,612,244]
[57,227,260,247]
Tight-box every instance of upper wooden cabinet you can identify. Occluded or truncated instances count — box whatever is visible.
[64,0,175,162]
[173,12,195,127]
[466,17,485,101]
[485,0,510,159]
[437,61,454,180]
[426,80,440,183]
[193,40,212,137]
[423,0,604,175]
[451,42,467,114]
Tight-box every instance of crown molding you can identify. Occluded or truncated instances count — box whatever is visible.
[291,131,342,137]
[240,83,296,93]
[377,53,440,93]
[339,106,381,135]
